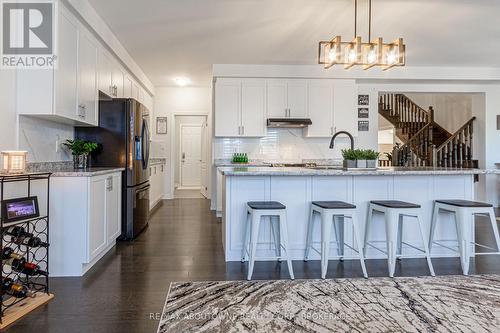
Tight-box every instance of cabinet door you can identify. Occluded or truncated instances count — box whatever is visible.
[333,80,358,136]
[132,83,140,101]
[287,80,308,118]
[88,177,107,261]
[124,76,133,98]
[106,174,121,244]
[55,7,79,120]
[78,32,98,126]
[241,79,266,137]
[305,80,334,137]
[98,50,113,97]
[112,67,124,98]
[214,79,241,137]
[266,79,287,118]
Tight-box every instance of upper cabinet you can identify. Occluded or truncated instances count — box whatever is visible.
[78,31,99,126]
[305,79,358,138]
[267,79,307,118]
[214,78,266,137]
[214,77,358,138]
[98,50,125,99]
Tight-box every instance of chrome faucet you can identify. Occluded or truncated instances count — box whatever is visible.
[329,131,354,150]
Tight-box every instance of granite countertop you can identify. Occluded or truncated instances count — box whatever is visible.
[218,166,500,176]
[50,167,125,177]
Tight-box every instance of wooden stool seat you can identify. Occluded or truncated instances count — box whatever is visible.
[370,200,421,209]
[435,200,493,208]
[312,201,356,209]
[247,201,286,210]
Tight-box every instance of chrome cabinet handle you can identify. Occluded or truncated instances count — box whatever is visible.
[106,176,113,191]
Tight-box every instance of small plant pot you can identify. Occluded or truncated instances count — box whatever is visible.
[366,160,377,169]
[73,154,89,169]
[356,160,367,168]
[343,160,357,169]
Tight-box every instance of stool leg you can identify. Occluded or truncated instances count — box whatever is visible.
[304,207,315,261]
[429,203,439,252]
[247,213,261,280]
[396,214,403,260]
[455,210,471,275]
[488,207,500,253]
[364,204,373,257]
[417,212,435,276]
[321,212,333,279]
[333,215,345,261]
[279,212,294,280]
[270,216,282,262]
[241,211,251,262]
[351,214,368,278]
[385,211,399,278]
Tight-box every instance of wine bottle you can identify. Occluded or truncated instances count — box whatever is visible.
[2,278,35,298]
[2,247,24,262]
[11,236,49,248]
[4,226,32,238]
[11,259,48,276]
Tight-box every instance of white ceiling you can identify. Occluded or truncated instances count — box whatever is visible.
[88,0,500,87]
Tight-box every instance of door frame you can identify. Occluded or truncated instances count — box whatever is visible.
[170,112,210,198]
[178,123,203,190]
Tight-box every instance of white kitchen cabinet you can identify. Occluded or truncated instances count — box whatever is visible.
[215,78,241,137]
[98,49,114,97]
[214,78,266,137]
[106,174,122,244]
[124,76,133,98]
[17,3,98,127]
[150,163,165,210]
[55,6,79,121]
[50,172,122,277]
[112,67,124,98]
[333,80,358,136]
[77,31,99,126]
[305,80,334,137]
[266,79,308,118]
[266,79,288,118]
[89,177,107,261]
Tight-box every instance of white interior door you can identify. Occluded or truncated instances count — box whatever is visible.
[180,124,203,188]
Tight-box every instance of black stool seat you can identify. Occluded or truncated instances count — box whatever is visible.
[247,201,286,210]
[436,200,493,208]
[371,200,421,209]
[312,201,356,209]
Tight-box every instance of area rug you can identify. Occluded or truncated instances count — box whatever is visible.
[157,275,500,332]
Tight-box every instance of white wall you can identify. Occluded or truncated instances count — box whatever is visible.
[153,86,212,199]
[405,93,473,133]
[0,71,18,153]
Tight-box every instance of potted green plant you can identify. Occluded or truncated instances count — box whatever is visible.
[355,149,367,168]
[364,149,380,169]
[63,139,98,169]
[341,149,358,169]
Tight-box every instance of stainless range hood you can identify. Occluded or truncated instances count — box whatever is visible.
[267,118,312,128]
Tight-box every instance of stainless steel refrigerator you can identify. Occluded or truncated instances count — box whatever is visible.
[76,98,151,239]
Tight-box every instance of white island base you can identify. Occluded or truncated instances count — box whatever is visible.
[221,171,480,262]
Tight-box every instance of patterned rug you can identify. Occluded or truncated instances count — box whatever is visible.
[157,275,500,333]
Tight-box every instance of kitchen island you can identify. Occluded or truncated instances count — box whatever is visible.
[218,166,499,262]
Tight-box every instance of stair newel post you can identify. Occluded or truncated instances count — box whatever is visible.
[428,106,434,123]
[432,145,437,168]
[458,131,463,168]
[469,121,474,167]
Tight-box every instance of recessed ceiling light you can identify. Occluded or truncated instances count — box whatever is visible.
[174,77,191,87]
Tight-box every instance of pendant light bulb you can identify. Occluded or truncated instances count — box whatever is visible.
[348,49,357,62]
[387,50,397,65]
[328,47,337,62]
[367,49,376,64]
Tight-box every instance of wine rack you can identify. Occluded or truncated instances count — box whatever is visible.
[0,172,54,329]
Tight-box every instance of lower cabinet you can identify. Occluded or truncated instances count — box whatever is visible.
[150,163,165,210]
[49,172,122,276]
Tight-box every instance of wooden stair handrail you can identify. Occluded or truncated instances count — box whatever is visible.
[436,117,476,150]
[433,117,476,168]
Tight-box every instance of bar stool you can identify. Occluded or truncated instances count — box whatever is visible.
[241,201,294,280]
[364,200,435,278]
[429,199,500,275]
[304,201,368,279]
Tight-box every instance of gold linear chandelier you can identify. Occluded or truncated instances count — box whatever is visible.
[318,0,405,70]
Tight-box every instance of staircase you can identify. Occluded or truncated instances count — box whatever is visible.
[379,93,476,168]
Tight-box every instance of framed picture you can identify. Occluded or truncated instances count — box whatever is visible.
[1,196,40,223]
[358,107,369,118]
[358,94,369,106]
[156,117,168,135]
[358,121,369,132]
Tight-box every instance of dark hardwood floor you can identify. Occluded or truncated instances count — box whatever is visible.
[5,199,500,333]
